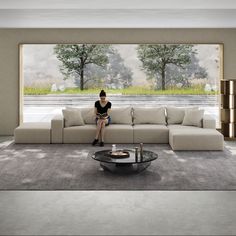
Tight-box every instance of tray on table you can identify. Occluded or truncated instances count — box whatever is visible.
[107,150,130,158]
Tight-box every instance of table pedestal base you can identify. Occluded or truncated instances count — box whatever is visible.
[100,162,151,174]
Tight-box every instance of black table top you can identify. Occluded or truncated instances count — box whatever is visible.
[92,149,158,164]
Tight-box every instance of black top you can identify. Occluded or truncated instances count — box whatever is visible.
[95,100,112,115]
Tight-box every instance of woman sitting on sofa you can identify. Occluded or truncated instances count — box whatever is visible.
[92,90,112,146]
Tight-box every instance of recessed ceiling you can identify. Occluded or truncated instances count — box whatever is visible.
[1,0,236,9]
[0,0,236,28]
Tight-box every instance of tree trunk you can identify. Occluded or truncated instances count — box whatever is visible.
[80,69,84,90]
[79,51,85,90]
[161,66,166,90]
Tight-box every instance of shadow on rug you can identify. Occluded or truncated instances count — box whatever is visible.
[0,140,236,190]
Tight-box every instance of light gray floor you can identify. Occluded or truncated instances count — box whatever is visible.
[0,191,236,235]
[1,136,236,235]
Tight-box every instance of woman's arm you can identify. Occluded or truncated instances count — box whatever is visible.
[107,108,111,116]
[106,102,111,117]
[94,108,100,118]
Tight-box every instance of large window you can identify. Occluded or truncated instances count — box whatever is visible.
[20,44,222,127]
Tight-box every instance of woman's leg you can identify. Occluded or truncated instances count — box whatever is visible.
[95,119,102,140]
[92,120,103,145]
[100,119,109,142]
[100,122,106,142]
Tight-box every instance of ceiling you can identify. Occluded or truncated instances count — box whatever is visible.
[0,0,236,28]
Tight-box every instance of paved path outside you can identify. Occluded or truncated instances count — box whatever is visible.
[23,94,220,126]
[24,94,218,106]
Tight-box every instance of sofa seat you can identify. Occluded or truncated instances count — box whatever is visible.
[63,124,133,143]
[133,124,169,143]
[14,122,51,144]
[63,125,96,143]
[104,124,133,143]
[168,125,224,150]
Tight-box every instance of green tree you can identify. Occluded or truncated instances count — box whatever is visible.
[82,48,133,89]
[137,44,195,90]
[54,44,110,90]
[162,53,208,88]
[105,49,133,88]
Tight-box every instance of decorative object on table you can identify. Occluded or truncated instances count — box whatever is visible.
[135,147,139,162]
[140,143,143,161]
[108,150,130,158]
[112,144,116,153]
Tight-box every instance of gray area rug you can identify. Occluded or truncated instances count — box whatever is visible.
[0,139,236,190]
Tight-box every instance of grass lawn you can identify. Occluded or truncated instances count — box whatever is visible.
[24,86,218,95]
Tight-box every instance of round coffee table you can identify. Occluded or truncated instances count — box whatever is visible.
[92,149,158,174]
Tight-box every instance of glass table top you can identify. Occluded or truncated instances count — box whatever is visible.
[92,149,158,164]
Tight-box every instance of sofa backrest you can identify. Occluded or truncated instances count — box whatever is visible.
[166,106,198,125]
[109,107,133,125]
[80,108,96,124]
[132,107,166,125]
[79,107,133,125]
[62,106,203,126]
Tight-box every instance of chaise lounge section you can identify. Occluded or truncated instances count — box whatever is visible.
[168,125,224,151]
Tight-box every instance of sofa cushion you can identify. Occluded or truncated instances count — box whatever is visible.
[65,107,96,124]
[168,125,224,150]
[133,124,169,143]
[168,124,201,130]
[133,107,166,125]
[63,124,133,143]
[14,122,51,144]
[104,124,133,143]
[80,108,96,124]
[63,125,96,143]
[109,107,132,124]
[166,106,198,124]
[62,108,85,127]
[182,109,204,127]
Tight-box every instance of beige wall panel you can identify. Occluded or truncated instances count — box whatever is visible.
[0,28,236,135]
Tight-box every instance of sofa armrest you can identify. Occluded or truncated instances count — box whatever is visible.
[202,114,216,129]
[51,114,64,143]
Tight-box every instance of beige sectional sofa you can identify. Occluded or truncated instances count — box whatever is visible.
[14,106,224,150]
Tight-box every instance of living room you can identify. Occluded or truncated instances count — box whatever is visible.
[0,1,236,235]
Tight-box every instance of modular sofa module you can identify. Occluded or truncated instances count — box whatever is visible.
[14,122,51,144]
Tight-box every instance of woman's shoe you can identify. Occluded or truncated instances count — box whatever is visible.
[100,141,104,147]
[92,139,98,146]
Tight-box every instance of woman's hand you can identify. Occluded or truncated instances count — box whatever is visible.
[98,116,108,120]
[102,116,108,120]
